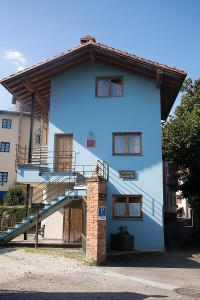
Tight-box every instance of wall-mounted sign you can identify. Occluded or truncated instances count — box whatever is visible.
[87,139,95,147]
[98,206,106,220]
[119,170,135,179]
[99,193,107,201]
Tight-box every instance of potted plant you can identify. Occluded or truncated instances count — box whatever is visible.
[110,225,134,251]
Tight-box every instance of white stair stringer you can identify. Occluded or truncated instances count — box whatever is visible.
[0,188,86,244]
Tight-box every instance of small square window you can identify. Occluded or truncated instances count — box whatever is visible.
[0,172,8,183]
[113,195,142,219]
[0,142,10,152]
[96,77,123,97]
[2,119,12,129]
[113,132,142,155]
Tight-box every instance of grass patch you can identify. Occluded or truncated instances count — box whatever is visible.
[23,247,90,264]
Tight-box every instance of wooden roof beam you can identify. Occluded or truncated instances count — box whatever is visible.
[156,69,164,88]
[21,78,48,112]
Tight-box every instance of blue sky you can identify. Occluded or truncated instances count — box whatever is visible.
[0,0,199,112]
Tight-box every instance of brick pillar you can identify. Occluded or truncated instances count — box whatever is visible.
[86,175,107,265]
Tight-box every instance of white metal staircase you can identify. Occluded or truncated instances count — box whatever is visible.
[5,153,109,245]
[0,186,86,244]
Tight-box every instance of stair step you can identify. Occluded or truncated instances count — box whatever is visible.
[15,223,23,228]
[0,231,7,236]
[44,204,52,209]
[7,227,15,232]
[74,185,87,190]
[50,200,59,205]
[29,214,36,219]
[22,218,29,223]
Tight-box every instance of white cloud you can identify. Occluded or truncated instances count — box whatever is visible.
[4,50,26,71]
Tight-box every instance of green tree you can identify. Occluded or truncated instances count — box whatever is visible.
[162,78,200,226]
[3,184,25,206]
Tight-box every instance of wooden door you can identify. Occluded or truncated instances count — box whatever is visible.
[55,134,72,172]
[63,200,82,243]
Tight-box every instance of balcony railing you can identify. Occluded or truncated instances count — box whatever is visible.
[16,145,109,181]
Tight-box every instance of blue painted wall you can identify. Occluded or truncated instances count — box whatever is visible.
[49,62,164,251]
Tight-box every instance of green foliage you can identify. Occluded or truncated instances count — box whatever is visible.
[162,78,200,216]
[0,206,26,230]
[0,206,35,231]
[0,208,15,230]
[3,185,25,206]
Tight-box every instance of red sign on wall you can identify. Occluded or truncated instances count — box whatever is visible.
[87,139,95,147]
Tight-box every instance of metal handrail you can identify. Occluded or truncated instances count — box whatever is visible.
[16,144,109,181]
[32,175,74,204]
[31,162,109,204]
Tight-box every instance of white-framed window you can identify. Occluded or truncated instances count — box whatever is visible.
[0,142,10,152]
[2,119,12,129]
[113,132,142,155]
[0,172,8,183]
[96,77,123,97]
[113,195,142,219]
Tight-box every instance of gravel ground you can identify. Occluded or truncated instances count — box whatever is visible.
[0,247,200,300]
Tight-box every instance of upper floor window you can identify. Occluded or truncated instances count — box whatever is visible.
[113,132,142,155]
[2,119,12,129]
[0,172,8,183]
[96,77,123,97]
[0,142,10,152]
[113,195,142,219]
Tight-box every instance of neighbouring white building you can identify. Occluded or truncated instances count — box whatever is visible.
[0,106,40,201]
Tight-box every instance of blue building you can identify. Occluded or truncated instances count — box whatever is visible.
[0,36,186,253]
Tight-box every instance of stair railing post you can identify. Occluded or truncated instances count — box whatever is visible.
[24,146,27,165]
[24,183,30,240]
[40,146,41,167]
[35,207,39,249]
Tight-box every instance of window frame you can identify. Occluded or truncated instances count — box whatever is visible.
[96,76,123,98]
[0,172,8,183]
[2,119,12,129]
[0,142,10,152]
[112,132,142,156]
[112,195,142,219]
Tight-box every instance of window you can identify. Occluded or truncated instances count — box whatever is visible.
[113,195,142,218]
[96,77,123,97]
[0,142,10,152]
[2,119,12,129]
[0,172,8,183]
[113,132,142,155]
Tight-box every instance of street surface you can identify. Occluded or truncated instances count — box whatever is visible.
[0,218,200,299]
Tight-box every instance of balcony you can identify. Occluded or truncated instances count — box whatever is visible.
[15,145,109,184]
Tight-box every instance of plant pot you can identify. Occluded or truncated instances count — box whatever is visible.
[110,234,134,251]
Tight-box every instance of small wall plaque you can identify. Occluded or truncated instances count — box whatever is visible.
[87,139,95,147]
[99,193,107,201]
[119,170,135,179]
[98,206,106,220]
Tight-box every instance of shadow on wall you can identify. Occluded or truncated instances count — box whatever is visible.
[0,291,168,300]
[108,169,163,225]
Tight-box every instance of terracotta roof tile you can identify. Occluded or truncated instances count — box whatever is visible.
[0,40,186,83]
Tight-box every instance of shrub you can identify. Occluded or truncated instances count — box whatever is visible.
[3,184,25,206]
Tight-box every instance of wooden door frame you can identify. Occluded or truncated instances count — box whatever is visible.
[63,199,83,243]
[54,133,73,172]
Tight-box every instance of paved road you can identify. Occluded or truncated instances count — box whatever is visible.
[0,218,200,300]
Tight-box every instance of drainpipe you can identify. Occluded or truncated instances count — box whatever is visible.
[28,92,36,163]
[24,92,35,240]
